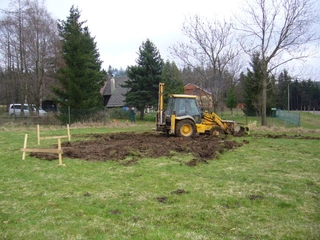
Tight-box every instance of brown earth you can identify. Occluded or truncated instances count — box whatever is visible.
[30,132,319,165]
[30,132,248,166]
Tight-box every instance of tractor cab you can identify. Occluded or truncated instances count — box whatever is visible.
[166,95,202,124]
[156,94,203,137]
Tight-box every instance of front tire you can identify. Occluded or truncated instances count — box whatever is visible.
[209,127,225,136]
[175,120,196,137]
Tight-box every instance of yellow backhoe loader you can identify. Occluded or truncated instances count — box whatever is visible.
[156,83,248,137]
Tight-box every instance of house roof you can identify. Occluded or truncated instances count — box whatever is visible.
[184,83,211,95]
[101,81,213,108]
[101,76,129,107]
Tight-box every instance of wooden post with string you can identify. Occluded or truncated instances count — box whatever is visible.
[57,138,63,165]
[37,124,71,145]
[22,134,28,160]
[21,136,65,166]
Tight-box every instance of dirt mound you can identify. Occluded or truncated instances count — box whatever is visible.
[30,132,247,165]
[253,133,320,140]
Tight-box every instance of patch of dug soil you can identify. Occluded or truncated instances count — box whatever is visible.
[256,133,320,140]
[30,132,247,165]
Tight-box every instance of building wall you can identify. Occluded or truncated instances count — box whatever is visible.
[184,83,213,109]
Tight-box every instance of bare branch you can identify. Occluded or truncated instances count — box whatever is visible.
[170,15,242,112]
[235,0,320,125]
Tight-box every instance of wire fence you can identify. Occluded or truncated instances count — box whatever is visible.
[276,110,301,126]
[0,107,133,126]
[1,105,304,128]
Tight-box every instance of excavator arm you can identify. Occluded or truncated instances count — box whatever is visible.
[202,112,234,134]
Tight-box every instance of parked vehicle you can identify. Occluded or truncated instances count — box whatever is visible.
[9,104,47,117]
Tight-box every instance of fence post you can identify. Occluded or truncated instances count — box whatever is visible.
[22,134,28,160]
[37,124,40,145]
[58,138,63,165]
[67,124,70,141]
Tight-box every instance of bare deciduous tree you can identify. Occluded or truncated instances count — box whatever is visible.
[0,0,60,112]
[0,0,28,107]
[23,0,60,111]
[235,0,320,125]
[170,15,242,112]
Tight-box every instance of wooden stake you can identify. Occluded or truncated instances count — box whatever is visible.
[21,135,65,166]
[37,124,71,142]
[37,124,40,145]
[58,138,63,165]
[40,135,69,140]
[21,148,62,154]
[22,134,28,160]
[67,124,71,141]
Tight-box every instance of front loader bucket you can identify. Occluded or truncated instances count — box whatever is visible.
[233,125,249,136]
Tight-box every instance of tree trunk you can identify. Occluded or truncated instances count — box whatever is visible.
[139,108,144,120]
[261,67,268,126]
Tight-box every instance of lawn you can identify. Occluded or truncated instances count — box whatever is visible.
[0,114,319,239]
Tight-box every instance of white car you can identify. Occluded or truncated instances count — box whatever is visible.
[9,104,47,117]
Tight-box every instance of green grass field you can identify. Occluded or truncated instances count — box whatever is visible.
[0,113,319,239]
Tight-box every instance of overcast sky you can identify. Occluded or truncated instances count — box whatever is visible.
[43,0,238,70]
[0,0,319,79]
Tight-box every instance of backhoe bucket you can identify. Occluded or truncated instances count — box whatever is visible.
[233,125,249,136]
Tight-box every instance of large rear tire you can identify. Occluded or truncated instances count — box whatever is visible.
[175,120,196,137]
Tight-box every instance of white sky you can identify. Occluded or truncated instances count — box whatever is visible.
[0,0,319,79]
[45,0,238,70]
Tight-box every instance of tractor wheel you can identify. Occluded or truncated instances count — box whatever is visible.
[175,120,195,137]
[209,127,225,136]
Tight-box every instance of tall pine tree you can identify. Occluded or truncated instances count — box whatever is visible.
[53,6,105,123]
[226,87,238,115]
[161,60,184,108]
[276,69,291,110]
[243,52,276,116]
[243,52,264,116]
[122,39,164,120]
